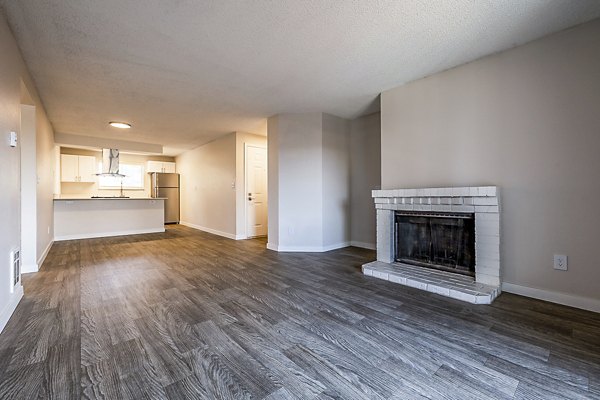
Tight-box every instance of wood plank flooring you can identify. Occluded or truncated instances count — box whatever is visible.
[0,224,599,399]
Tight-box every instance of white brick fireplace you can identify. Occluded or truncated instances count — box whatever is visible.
[362,186,501,304]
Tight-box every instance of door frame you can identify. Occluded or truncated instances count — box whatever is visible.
[244,144,268,239]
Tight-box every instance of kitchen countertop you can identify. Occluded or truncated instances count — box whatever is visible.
[53,197,167,201]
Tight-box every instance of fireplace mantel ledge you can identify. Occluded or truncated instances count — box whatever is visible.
[372,186,497,198]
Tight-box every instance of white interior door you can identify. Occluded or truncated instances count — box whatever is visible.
[246,145,267,237]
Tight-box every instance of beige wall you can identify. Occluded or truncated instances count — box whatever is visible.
[267,117,280,245]
[176,133,237,237]
[177,131,267,239]
[0,12,55,331]
[322,114,350,248]
[381,19,600,302]
[350,112,381,249]
[59,147,174,198]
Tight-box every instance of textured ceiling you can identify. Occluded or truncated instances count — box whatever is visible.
[2,1,600,155]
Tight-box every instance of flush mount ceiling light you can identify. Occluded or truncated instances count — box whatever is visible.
[109,121,131,129]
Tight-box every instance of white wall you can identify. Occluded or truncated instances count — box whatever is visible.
[350,112,381,249]
[267,117,280,246]
[381,19,600,305]
[20,105,37,272]
[19,90,57,274]
[268,112,351,251]
[235,132,267,239]
[268,113,324,251]
[54,199,164,240]
[0,12,55,332]
[322,114,350,249]
[35,99,56,267]
[176,133,237,238]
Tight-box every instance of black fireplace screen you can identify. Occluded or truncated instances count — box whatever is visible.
[395,212,475,276]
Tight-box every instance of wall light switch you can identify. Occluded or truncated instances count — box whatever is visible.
[9,131,18,147]
[554,254,568,271]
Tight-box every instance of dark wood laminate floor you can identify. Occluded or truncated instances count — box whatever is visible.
[0,225,599,399]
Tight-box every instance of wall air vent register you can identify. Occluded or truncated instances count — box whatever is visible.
[10,249,20,292]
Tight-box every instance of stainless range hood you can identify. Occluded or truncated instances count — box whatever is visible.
[96,148,125,177]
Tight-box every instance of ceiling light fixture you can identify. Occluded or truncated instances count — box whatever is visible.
[109,121,131,129]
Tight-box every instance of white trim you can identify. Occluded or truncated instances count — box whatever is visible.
[321,242,350,252]
[23,239,54,273]
[36,239,53,270]
[54,228,165,241]
[350,241,376,250]
[21,263,38,274]
[267,242,350,252]
[0,285,23,334]
[502,282,600,313]
[181,221,241,240]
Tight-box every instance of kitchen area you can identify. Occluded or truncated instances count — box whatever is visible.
[53,147,180,240]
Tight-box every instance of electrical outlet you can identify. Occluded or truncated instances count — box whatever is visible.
[554,254,568,271]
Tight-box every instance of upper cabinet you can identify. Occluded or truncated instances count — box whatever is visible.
[147,161,176,173]
[61,154,96,183]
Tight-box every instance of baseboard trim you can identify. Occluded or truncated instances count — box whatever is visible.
[267,242,350,252]
[180,221,240,240]
[266,242,278,251]
[321,242,350,252]
[54,228,165,241]
[21,263,38,274]
[36,239,54,270]
[502,282,600,313]
[0,285,23,334]
[350,241,376,250]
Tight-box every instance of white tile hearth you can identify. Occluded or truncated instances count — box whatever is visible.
[366,186,501,304]
[363,261,500,304]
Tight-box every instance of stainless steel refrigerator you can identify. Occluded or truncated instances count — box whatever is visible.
[151,173,180,224]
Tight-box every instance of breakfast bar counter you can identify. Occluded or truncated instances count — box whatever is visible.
[53,197,166,240]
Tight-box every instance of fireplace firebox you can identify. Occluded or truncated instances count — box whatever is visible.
[395,211,475,276]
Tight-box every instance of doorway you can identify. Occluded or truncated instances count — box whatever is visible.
[245,145,267,238]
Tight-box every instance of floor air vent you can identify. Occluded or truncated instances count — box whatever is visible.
[10,249,20,292]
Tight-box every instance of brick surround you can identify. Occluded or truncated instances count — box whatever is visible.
[363,186,501,304]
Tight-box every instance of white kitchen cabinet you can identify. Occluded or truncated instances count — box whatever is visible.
[78,155,96,182]
[147,161,176,173]
[61,154,78,182]
[163,162,176,173]
[61,154,96,183]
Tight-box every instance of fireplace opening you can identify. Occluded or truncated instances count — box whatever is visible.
[394,211,475,276]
